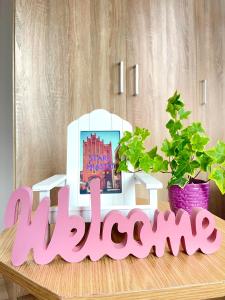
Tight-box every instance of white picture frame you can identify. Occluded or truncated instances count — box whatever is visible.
[66,109,136,212]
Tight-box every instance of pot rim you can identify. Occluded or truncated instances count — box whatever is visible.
[168,180,210,189]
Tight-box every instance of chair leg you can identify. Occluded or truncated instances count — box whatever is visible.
[149,189,158,210]
[3,276,17,300]
[3,276,29,300]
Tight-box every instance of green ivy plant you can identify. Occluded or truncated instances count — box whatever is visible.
[117,91,225,194]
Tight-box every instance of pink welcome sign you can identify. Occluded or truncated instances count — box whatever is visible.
[4,178,222,266]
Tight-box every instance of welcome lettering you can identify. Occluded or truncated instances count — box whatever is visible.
[4,178,222,266]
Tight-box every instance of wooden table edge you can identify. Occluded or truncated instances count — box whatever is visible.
[1,260,225,300]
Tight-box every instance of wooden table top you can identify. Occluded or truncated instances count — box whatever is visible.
[0,201,225,300]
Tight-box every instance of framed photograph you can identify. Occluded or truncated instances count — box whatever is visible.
[80,131,122,194]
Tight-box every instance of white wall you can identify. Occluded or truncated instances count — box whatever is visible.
[0,0,13,231]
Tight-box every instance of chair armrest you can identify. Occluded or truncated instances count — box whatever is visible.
[134,172,163,189]
[32,175,67,191]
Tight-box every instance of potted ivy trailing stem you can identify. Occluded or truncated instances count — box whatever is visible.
[117,91,225,214]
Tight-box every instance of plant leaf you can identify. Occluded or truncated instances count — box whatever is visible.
[173,163,190,179]
[209,167,225,194]
[189,160,200,175]
[178,108,191,120]
[139,154,153,173]
[134,127,150,141]
[166,91,184,119]
[117,160,128,172]
[166,119,182,137]
[206,141,225,164]
[151,156,168,172]
[118,144,128,158]
[147,146,157,159]
[197,153,213,172]
[162,160,169,172]
[161,139,174,156]
[119,131,132,143]
[182,122,205,137]
[171,159,177,170]
[168,176,189,187]
[191,133,209,151]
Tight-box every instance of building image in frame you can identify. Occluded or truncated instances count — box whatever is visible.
[80,131,122,194]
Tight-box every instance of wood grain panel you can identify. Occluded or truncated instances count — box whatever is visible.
[15,0,71,197]
[89,0,127,116]
[14,0,225,216]
[196,0,225,218]
[126,0,197,202]
[14,0,126,206]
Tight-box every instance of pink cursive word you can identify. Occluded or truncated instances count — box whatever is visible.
[4,178,222,266]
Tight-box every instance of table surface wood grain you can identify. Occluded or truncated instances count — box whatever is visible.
[0,201,225,300]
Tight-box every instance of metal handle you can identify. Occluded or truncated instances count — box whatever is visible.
[119,61,124,94]
[134,64,139,96]
[201,79,207,105]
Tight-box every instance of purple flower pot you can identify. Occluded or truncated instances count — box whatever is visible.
[168,179,210,214]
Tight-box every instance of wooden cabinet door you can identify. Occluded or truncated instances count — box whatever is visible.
[126,0,197,202]
[14,0,126,201]
[89,0,126,118]
[196,0,225,217]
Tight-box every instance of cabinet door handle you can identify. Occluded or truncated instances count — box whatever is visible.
[201,79,207,105]
[119,61,124,94]
[134,64,139,96]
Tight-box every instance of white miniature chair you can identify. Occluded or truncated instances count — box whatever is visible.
[32,109,163,223]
